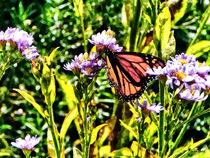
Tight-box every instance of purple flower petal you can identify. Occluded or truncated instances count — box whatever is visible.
[11,134,41,150]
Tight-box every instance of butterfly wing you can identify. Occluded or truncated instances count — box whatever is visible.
[106,51,165,101]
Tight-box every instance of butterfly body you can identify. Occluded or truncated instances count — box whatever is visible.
[105,48,165,101]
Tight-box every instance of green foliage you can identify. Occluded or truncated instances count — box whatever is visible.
[0,0,209,157]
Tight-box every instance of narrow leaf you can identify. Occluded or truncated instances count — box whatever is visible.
[47,128,56,158]
[49,47,59,63]
[119,120,138,140]
[14,89,45,118]
[172,0,188,25]
[60,106,78,139]
[111,147,133,157]
[56,73,77,109]
[154,7,171,52]
[186,40,210,57]
[90,124,107,145]
[73,147,82,158]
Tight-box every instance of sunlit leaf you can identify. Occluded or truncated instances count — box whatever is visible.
[121,0,132,27]
[131,141,158,157]
[47,127,64,158]
[142,41,156,55]
[172,0,188,25]
[154,7,171,52]
[49,47,59,64]
[170,132,210,158]
[119,120,138,140]
[90,45,97,54]
[14,89,45,118]
[73,147,83,158]
[186,40,210,57]
[206,52,210,66]
[60,105,78,140]
[162,31,176,60]
[47,128,56,158]
[73,0,83,17]
[98,145,111,157]
[99,116,117,146]
[111,147,133,157]
[191,149,210,158]
[56,72,77,109]
[49,75,56,105]
[0,152,10,156]
[90,124,107,145]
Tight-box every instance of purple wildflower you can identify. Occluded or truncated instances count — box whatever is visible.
[11,134,41,150]
[88,29,123,52]
[64,52,105,77]
[146,53,209,101]
[0,27,39,60]
[136,99,163,114]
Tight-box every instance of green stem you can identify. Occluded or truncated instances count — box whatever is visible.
[167,102,198,156]
[47,98,61,158]
[130,0,141,51]
[83,91,90,158]
[137,113,144,158]
[80,6,87,52]
[158,80,165,158]
[188,5,210,48]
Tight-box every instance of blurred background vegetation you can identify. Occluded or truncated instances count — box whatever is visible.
[0,0,209,157]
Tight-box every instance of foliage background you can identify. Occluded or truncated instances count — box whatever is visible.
[0,0,209,157]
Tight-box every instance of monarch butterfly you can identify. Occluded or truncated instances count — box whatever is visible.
[104,48,165,101]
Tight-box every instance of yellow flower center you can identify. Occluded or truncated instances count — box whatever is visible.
[178,59,187,64]
[106,30,115,37]
[173,72,185,81]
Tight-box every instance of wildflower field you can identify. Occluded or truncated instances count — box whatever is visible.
[0,0,210,157]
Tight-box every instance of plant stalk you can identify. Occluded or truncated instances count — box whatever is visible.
[83,91,90,158]
[79,6,87,52]
[158,80,165,158]
[130,0,141,51]
[167,101,198,156]
[47,97,61,158]
[188,5,210,48]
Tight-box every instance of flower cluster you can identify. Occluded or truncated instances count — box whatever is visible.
[147,53,209,101]
[88,29,123,52]
[11,134,41,150]
[136,99,163,114]
[64,52,105,77]
[0,27,39,60]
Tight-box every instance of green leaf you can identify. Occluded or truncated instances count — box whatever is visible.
[56,73,77,109]
[73,147,82,158]
[172,0,188,25]
[154,7,171,52]
[0,151,10,156]
[49,47,59,64]
[162,31,176,60]
[141,41,156,55]
[121,0,132,27]
[186,40,210,57]
[130,141,157,157]
[73,0,83,17]
[99,116,117,146]
[111,147,133,157]
[47,128,56,158]
[119,120,138,140]
[49,75,56,105]
[206,52,210,66]
[60,106,78,140]
[90,124,107,145]
[14,89,45,118]
[170,133,210,158]
[98,145,111,157]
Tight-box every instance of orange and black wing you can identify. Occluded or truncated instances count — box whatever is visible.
[105,50,165,101]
